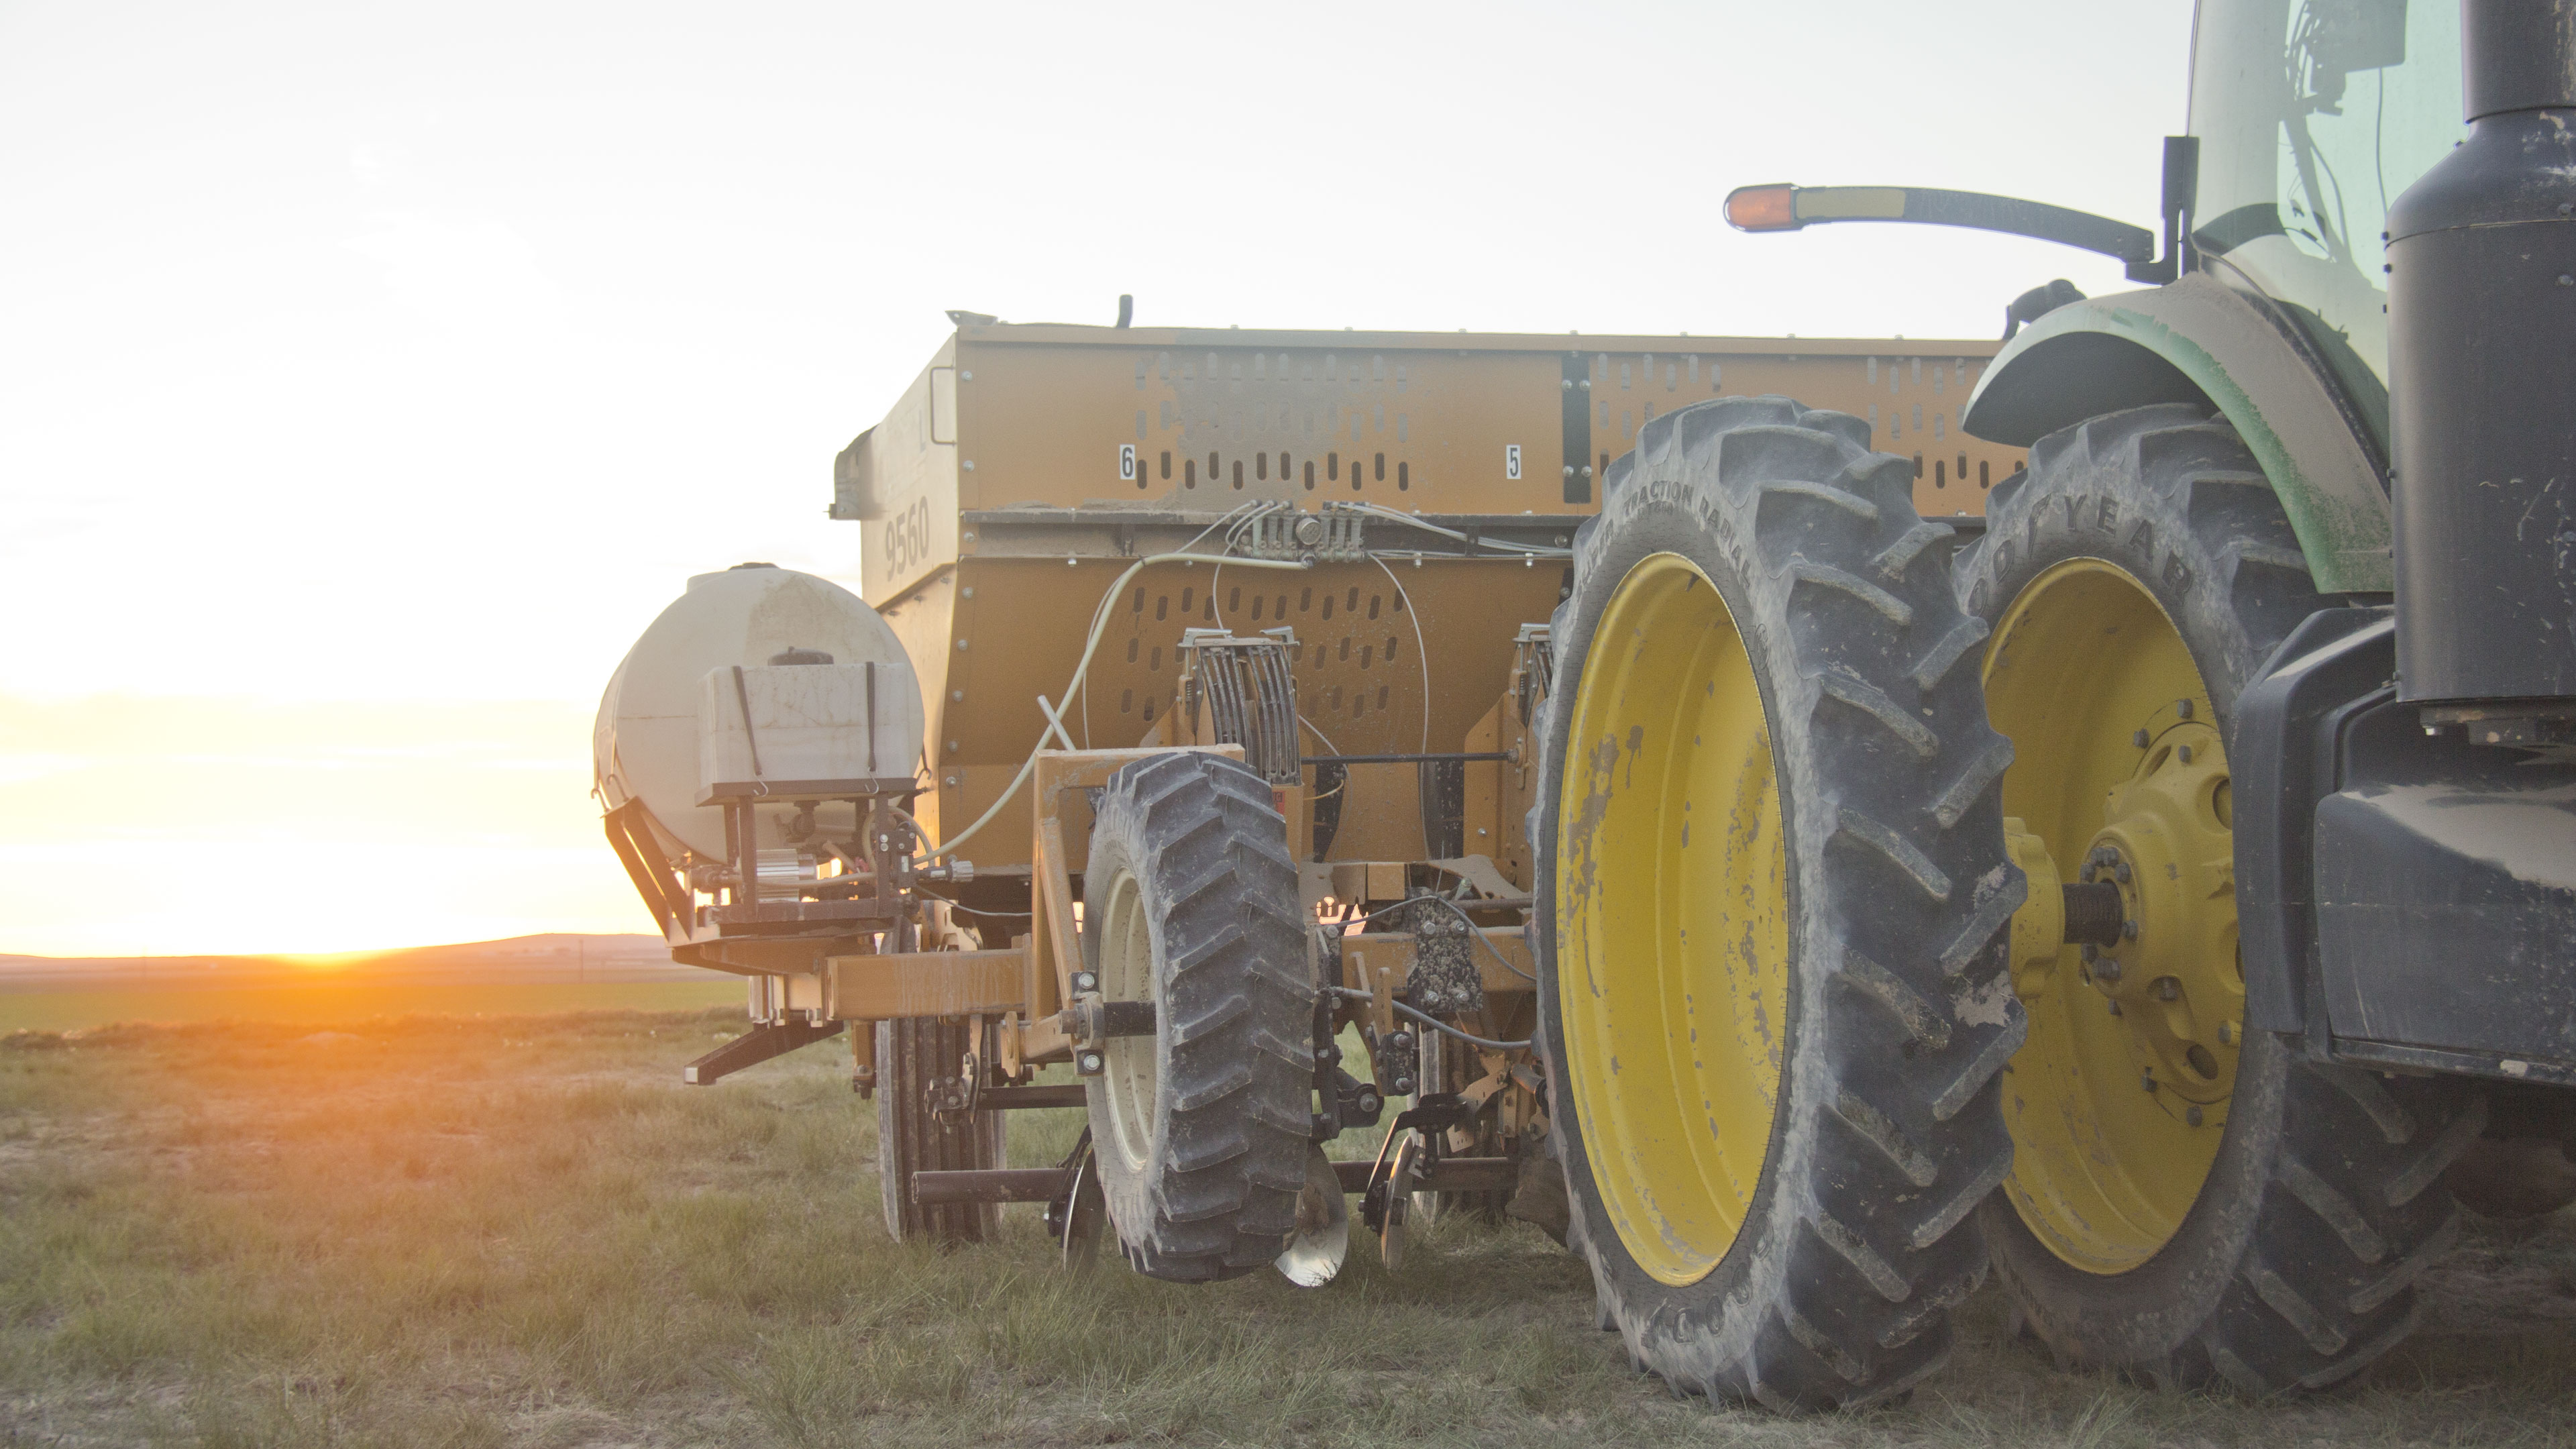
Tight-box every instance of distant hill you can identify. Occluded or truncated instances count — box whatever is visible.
[0,934,696,991]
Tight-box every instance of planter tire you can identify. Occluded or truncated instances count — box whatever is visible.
[1083,750,1314,1282]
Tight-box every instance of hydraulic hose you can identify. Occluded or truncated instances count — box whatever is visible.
[916,549,1310,862]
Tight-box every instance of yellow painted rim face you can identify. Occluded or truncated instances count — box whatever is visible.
[1556,553,1790,1287]
[1986,560,2244,1275]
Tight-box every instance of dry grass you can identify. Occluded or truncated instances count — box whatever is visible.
[0,1009,2569,1447]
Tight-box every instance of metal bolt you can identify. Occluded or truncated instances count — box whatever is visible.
[2561,275,2575,287]
[2098,958,2123,984]
[957,639,970,651]
[2108,1000,2123,1016]
[1356,1089,1382,1116]
[963,460,977,471]
[2114,862,2132,884]
[1072,971,1098,993]
[2218,1021,2235,1045]
[2186,1106,2204,1126]
[1078,1051,1104,1073]
[2123,919,2139,940]
[2134,729,2151,748]
[1393,1076,1415,1095]
[2156,977,2180,1001]
[1319,1044,1340,1065]
[951,690,965,702]
[943,775,960,787]
[2081,943,2100,964]
[2178,745,2194,764]
[2141,1073,2157,1093]
[946,740,959,753]
[2176,698,2193,718]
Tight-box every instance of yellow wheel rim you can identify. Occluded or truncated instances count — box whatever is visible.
[1986,560,2245,1275]
[1555,553,1790,1287]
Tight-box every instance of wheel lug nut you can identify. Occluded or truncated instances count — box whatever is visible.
[2156,977,2179,1001]
[2108,1000,2123,1016]
[2134,729,2151,748]
[2123,920,2139,940]
[2178,745,2194,764]
[2176,698,2193,719]
[2186,1106,2204,1126]
[2081,943,2099,963]
[2141,1073,2157,1093]
[2114,862,2131,883]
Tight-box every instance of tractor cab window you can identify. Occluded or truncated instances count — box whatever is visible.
[2190,0,2464,399]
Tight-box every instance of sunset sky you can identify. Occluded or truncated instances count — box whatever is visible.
[1,0,2190,956]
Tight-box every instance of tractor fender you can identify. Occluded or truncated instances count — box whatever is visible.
[1963,272,2393,596]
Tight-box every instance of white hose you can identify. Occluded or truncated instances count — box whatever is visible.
[920,549,1310,861]
[1371,553,1434,756]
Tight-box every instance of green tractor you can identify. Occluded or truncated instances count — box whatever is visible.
[1534,0,2574,1403]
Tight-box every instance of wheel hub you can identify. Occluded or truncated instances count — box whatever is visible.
[1984,559,2247,1274]
[2074,714,2242,1125]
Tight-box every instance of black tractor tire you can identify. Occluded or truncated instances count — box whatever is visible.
[1955,402,2484,1393]
[1534,394,2026,1411]
[1081,750,1313,1282]
[876,1016,1008,1244]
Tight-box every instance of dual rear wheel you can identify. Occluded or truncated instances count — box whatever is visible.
[1533,396,2479,1407]
[1957,404,2480,1392]
[1536,396,2025,1409]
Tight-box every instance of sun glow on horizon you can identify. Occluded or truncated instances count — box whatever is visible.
[0,694,653,958]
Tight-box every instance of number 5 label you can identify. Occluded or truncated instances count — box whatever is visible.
[1505,443,1521,481]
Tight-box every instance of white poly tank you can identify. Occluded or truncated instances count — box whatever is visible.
[594,564,924,862]
[698,659,925,801]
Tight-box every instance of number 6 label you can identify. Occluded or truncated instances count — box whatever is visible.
[1119,444,1138,482]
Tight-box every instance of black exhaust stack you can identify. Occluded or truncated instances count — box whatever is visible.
[2387,0,2576,708]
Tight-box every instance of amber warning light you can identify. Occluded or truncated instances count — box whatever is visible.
[1723,184,1801,232]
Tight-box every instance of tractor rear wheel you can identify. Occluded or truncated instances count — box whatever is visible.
[1082,750,1313,1282]
[1536,395,2024,1411]
[1955,402,2483,1392]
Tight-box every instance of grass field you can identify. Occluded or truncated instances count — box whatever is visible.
[1,1007,2571,1448]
